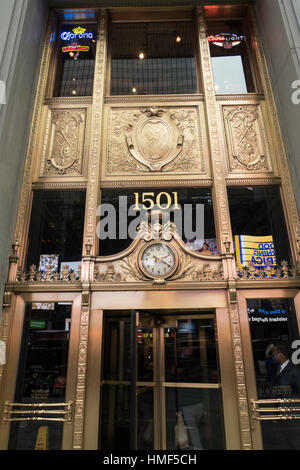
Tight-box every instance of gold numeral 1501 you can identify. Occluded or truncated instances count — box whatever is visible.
[133,192,180,210]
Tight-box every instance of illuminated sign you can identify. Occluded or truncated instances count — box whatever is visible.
[208,33,245,49]
[60,26,94,41]
[248,306,288,323]
[30,321,46,329]
[235,235,277,268]
[62,45,90,53]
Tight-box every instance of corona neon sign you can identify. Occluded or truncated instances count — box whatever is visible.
[61,26,94,41]
[208,33,245,49]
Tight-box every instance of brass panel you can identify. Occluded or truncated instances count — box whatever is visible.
[105,95,204,104]
[216,307,241,450]
[39,107,87,177]
[103,104,207,178]
[222,104,273,174]
[196,6,234,259]
[110,7,194,23]
[91,290,227,310]
[84,309,103,450]
[83,9,108,259]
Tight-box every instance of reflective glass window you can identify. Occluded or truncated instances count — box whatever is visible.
[247,298,300,450]
[109,22,198,95]
[53,23,97,97]
[26,191,86,272]
[208,19,255,93]
[228,186,292,268]
[98,188,216,256]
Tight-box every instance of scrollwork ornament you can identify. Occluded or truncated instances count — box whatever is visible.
[171,255,195,281]
[121,256,148,281]
[46,110,85,175]
[224,106,270,172]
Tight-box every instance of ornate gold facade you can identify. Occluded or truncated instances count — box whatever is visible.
[1,3,300,451]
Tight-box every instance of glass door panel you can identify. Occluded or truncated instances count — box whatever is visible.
[137,387,154,450]
[100,310,225,450]
[8,302,72,450]
[165,387,224,450]
[162,316,225,450]
[164,318,219,383]
[100,384,131,450]
[248,298,300,450]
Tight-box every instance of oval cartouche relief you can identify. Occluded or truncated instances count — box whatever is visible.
[137,119,172,162]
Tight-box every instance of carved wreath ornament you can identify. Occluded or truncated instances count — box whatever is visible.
[108,106,204,174]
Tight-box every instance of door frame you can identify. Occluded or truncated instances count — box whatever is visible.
[86,288,241,450]
[238,288,300,450]
[0,292,81,450]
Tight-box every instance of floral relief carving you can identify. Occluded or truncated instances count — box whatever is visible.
[107,106,205,175]
[43,109,86,175]
[223,105,272,172]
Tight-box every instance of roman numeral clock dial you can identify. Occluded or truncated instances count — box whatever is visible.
[139,242,177,280]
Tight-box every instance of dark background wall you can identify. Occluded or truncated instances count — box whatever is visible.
[0,0,48,318]
[255,0,300,214]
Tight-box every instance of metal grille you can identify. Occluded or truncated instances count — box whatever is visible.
[110,22,198,95]
[53,23,96,97]
[59,59,95,97]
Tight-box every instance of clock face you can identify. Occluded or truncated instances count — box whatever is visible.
[140,243,176,279]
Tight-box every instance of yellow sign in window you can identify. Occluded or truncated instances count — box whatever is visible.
[235,235,277,268]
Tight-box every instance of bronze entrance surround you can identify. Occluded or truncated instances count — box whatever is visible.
[1,4,300,450]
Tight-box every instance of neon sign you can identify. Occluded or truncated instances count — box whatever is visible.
[62,45,90,53]
[208,33,245,49]
[61,26,94,41]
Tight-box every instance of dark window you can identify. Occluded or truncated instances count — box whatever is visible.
[98,188,216,256]
[247,298,300,450]
[53,23,97,97]
[208,19,255,93]
[8,302,72,450]
[109,22,198,95]
[26,191,86,271]
[228,186,292,267]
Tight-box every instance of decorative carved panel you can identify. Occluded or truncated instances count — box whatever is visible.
[106,106,205,175]
[41,108,87,176]
[223,105,272,173]
[94,219,225,285]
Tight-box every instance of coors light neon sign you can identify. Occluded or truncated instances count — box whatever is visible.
[208,33,245,49]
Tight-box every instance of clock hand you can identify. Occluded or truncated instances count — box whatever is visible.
[161,260,171,267]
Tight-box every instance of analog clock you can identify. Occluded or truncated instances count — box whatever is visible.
[139,242,177,279]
